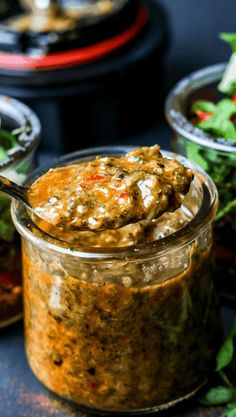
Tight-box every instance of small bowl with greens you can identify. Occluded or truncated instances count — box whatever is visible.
[0,95,40,328]
[165,34,236,300]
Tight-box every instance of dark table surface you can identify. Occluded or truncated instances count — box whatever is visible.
[1,130,235,417]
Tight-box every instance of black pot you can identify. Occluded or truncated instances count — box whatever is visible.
[0,0,169,153]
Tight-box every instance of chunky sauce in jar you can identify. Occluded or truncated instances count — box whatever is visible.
[28,146,193,231]
[22,234,220,410]
[15,146,220,412]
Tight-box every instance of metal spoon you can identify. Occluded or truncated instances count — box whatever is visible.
[0,175,79,242]
[0,175,30,207]
[0,174,53,227]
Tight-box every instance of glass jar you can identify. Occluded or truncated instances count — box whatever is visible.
[165,63,236,300]
[12,146,221,414]
[0,95,40,328]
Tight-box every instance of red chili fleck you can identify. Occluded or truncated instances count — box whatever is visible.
[0,272,21,286]
[196,110,212,121]
[80,183,88,189]
[86,174,106,182]
[118,192,129,199]
[89,381,98,389]
[232,94,236,104]
[231,114,236,122]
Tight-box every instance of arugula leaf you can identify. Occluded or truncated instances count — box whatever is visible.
[191,100,216,113]
[199,386,236,406]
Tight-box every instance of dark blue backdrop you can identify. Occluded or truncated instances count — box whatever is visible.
[158,0,236,87]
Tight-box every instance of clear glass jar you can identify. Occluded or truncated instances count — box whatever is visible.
[12,146,221,414]
[0,95,40,328]
[165,63,236,300]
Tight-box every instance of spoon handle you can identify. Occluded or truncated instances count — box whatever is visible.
[0,175,29,205]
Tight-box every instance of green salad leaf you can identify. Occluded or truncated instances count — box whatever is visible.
[0,128,18,162]
[222,403,236,417]
[200,386,236,406]
[216,338,234,372]
[191,100,216,113]
[0,194,15,242]
[192,99,236,141]
[0,124,20,241]
[0,217,15,242]
[199,315,236,417]
[185,141,236,223]
[0,146,8,162]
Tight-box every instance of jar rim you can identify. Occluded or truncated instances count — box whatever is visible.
[0,95,41,170]
[11,146,218,261]
[165,62,236,154]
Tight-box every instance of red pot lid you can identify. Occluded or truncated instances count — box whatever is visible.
[0,6,148,72]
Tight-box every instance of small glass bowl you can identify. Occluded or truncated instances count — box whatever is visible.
[12,146,221,414]
[0,94,40,328]
[165,63,236,300]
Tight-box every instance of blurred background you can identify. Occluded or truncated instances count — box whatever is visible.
[0,0,235,154]
[158,0,236,87]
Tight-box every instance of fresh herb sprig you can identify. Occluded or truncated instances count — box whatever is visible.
[199,316,236,416]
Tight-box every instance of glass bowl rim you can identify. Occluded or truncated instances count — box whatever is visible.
[165,62,236,153]
[11,145,218,261]
[0,94,41,171]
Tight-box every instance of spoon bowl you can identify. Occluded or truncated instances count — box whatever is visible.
[0,174,85,243]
